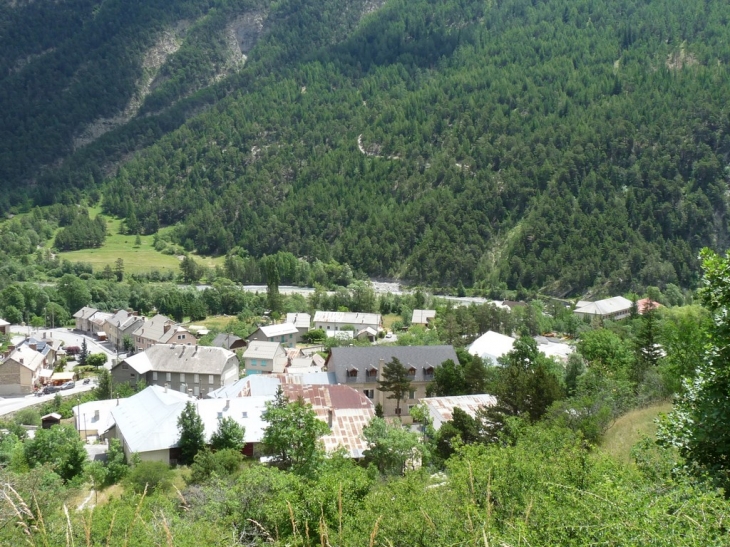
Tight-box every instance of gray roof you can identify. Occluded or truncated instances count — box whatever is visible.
[107,310,144,331]
[132,314,186,344]
[256,323,299,338]
[243,341,284,360]
[327,345,458,374]
[211,333,243,349]
[411,310,436,324]
[286,313,311,329]
[313,311,381,326]
[73,306,98,320]
[117,344,236,375]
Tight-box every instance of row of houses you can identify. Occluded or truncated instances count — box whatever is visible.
[79,357,493,464]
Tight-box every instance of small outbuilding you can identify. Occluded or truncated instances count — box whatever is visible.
[41,413,62,429]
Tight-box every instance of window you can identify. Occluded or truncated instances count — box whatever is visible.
[152,371,158,381]
[194,386,200,396]
[363,389,374,399]
[424,367,435,380]
[180,373,185,383]
[366,368,377,379]
[242,412,248,418]
[395,407,402,415]
[407,367,417,379]
[166,372,171,382]
[122,364,128,370]
[209,375,214,385]
[346,369,358,378]
[194,374,199,384]
[409,390,416,400]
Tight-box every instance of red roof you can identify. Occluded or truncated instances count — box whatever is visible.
[637,298,662,314]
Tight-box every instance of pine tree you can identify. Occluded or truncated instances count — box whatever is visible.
[79,339,88,366]
[177,401,205,465]
[378,357,412,417]
[633,300,662,384]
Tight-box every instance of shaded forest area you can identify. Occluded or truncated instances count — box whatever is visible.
[3,0,730,295]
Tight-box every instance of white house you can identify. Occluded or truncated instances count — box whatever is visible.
[574,296,633,321]
[313,311,381,333]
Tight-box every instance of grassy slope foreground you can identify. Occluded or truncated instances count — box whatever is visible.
[4,0,730,295]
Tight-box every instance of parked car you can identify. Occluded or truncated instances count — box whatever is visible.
[82,378,91,385]
[60,381,75,390]
[65,346,81,355]
[42,385,60,395]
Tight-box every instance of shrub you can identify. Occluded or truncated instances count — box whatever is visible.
[125,461,173,493]
[13,408,41,427]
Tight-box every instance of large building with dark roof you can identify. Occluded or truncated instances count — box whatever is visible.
[325,345,458,419]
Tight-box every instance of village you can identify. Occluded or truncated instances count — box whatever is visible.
[0,294,661,466]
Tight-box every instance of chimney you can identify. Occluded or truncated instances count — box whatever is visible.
[164,384,168,393]
[163,324,171,334]
[19,358,23,365]
[94,410,100,420]
[225,399,230,410]
[327,409,333,428]
[116,398,120,406]
[8,345,15,352]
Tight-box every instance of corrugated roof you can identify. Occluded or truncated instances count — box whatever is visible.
[281,384,374,457]
[574,296,633,316]
[313,311,381,326]
[74,399,120,436]
[422,394,497,430]
[258,323,299,338]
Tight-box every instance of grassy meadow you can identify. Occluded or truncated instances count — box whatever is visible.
[601,401,673,462]
[56,208,223,275]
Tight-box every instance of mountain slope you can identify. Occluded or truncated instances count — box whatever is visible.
[4,0,730,294]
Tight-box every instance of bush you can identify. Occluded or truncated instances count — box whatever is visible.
[125,461,173,493]
[13,408,41,427]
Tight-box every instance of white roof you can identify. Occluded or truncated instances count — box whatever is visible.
[110,386,194,454]
[244,341,283,360]
[411,310,436,324]
[422,394,497,430]
[111,386,272,453]
[468,331,515,363]
[258,323,299,338]
[74,399,120,436]
[0,318,9,327]
[313,311,381,326]
[286,313,311,329]
[574,296,633,316]
[534,337,574,362]
[6,345,45,372]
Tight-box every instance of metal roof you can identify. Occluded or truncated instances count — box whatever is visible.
[411,310,436,324]
[313,311,382,326]
[574,296,633,316]
[328,345,458,378]
[257,323,299,338]
[286,313,311,329]
[117,345,235,375]
[421,394,497,430]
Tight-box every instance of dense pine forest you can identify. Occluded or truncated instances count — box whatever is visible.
[3,0,730,293]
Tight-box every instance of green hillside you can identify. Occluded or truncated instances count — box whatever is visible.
[3,0,730,294]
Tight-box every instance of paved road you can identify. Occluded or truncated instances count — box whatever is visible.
[0,380,96,417]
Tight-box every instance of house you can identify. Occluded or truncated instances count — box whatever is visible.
[73,399,119,440]
[89,311,113,338]
[0,344,48,395]
[280,383,375,458]
[534,336,574,363]
[211,333,246,351]
[421,394,497,431]
[468,331,516,364]
[108,385,270,463]
[248,323,300,348]
[17,336,63,368]
[74,307,99,333]
[104,310,145,351]
[111,344,239,397]
[637,298,662,315]
[0,318,9,335]
[574,296,633,321]
[243,342,287,375]
[355,327,378,343]
[41,413,62,429]
[411,310,436,326]
[132,314,194,352]
[286,313,311,337]
[325,345,459,419]
[313,311,381,333]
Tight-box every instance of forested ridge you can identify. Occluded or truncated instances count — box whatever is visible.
[3,0,730,294]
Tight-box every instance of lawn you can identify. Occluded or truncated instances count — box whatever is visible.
[382,314,401,331]
[601,401,673,463]
[56,211,223,275]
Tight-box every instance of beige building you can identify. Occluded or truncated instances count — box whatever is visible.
[313,311,381,333]
[103,310,145,350]
[243,341,287,375]
[132,314,194,352]
[111,344,238,398]
[0,344,48,395]
[325,345,458,419]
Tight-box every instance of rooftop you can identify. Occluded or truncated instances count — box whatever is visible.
[257,323,299,338]
[411,309,436,324]
[244,341,284,360]
[117,344,235,375]
[574,296,633,316]
[421,394,497,430]
[286,313,311,329]
[468,331,515,363]
[313,311,381,326]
